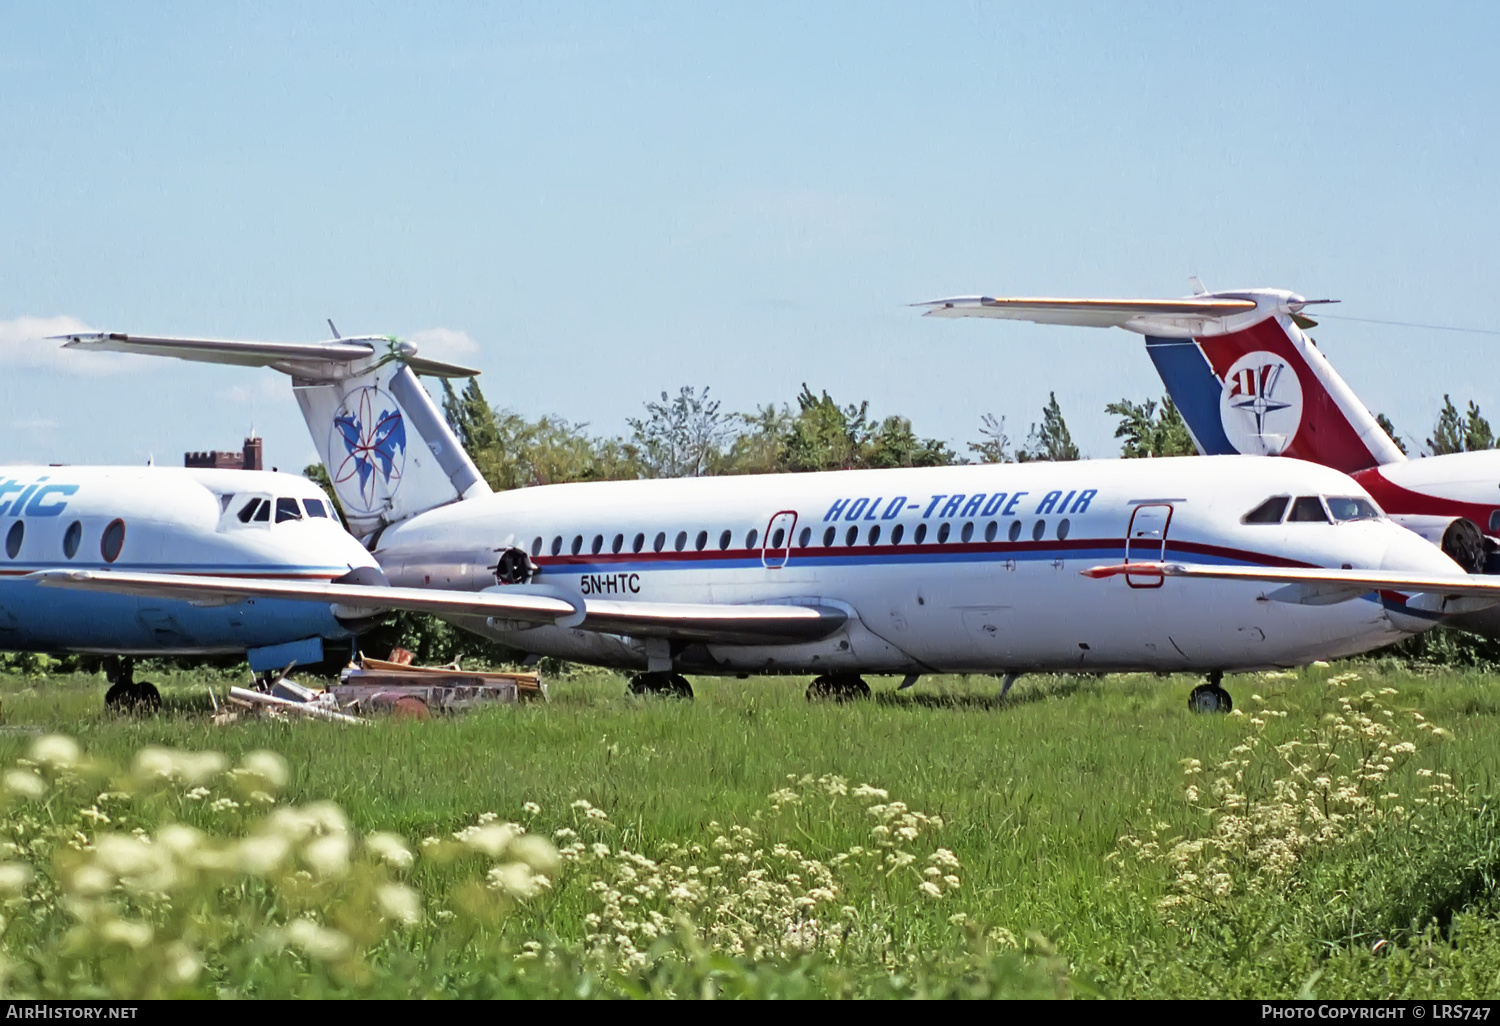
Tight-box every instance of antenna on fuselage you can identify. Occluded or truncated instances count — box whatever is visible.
[326,319,341,339]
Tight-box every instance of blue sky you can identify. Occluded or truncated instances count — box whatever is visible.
[2,2,1497,468]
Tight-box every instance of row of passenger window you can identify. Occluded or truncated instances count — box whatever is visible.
[531,517,1075,558]
[3,518,126,562]
[235,497,332,525]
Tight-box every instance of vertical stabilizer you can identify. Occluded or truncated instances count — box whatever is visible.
[295,362,490,539]
[52,330,492,541]
[1146,316,1405,473]
[917,287,1406,473]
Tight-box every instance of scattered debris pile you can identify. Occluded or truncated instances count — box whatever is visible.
[332,654,546,718]
[216,649,545,725]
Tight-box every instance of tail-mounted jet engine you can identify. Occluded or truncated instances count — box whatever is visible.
[1390,515,1488,575]
[492,547,535,585]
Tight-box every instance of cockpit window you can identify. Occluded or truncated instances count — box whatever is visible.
[1287,496,1331,523]
[1325,496,1381,522]
[252,500,271,523]
[1242,496,1290,524]
[304,498,329,518]
[275,498,302,523]
[237,498,261,523]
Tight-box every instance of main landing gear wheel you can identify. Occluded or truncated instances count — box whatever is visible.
[1188,672,1232,715]
[104,681,162,714]
[102,657,162,714]
[628,672,694,699]
[806,674,871,702]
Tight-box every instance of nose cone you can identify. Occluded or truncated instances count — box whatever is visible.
[1380,525,1466,576]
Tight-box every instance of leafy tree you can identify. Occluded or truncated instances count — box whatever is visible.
[441,377,501,455]
[967,414,1013,464]
[1427,395,1495,455]
[778,386,955,472]
[1016,392,1080,462]
[720,404,796,476]
[626,386,731,478]
[1106,396,1196,458]
[1375,412,1408,456]
[478,411,639,489]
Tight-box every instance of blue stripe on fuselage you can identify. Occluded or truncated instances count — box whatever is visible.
[1144,336,1235,455]
[0,576,354,654]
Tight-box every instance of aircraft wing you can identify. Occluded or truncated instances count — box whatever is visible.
[51,332,482,379]
[914,296,1257,328]
[1081,562,1500,611]
[30,570,847,646]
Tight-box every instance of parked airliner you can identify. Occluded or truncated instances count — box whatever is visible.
[47,329,1500,712]
[0,464,380,707]
[918,285,1500,639]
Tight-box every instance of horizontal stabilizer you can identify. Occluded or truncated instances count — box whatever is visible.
[1081,561,1500,614]
[916,296,1257,328]
[31,570,848,646]
[53,332,482,379]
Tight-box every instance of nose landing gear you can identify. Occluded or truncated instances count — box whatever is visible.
[102,657,162,714]
[1187,671,1232,714]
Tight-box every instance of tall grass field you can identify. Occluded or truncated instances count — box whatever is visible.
[2,661,1500,998]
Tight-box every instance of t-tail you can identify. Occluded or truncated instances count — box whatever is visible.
[917,285,1406,474]
[51,330,492,542]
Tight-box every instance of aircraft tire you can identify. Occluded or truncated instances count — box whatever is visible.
[1187,683,1232,715]
[105,680,161,714]
[627,673,693,699]
[806,675,872,702]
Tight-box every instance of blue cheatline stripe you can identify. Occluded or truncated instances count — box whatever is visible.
[1144,336,1235,455]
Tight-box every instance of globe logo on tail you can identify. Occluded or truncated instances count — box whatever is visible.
[330,386,407,516]
[1218,351,1303,456]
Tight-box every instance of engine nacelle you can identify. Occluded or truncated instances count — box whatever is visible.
[492,547,535,585]
[1388,514,1489,575]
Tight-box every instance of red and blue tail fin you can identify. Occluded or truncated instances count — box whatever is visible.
[1146,314,1404,473]
[918,286,1405,474]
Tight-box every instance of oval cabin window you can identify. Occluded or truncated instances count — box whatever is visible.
[100,519,125,563]
[62,520,82,559]
[5,521,22,559]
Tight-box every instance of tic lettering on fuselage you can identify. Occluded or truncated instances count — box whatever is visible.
[580,572,642,596]
[822,489,1097,523]
[0,477,78,518]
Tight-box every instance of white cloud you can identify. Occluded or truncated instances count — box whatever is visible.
[0,315,148,375]
[408,327,480,363]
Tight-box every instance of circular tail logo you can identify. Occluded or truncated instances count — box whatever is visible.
[1219,351,1303,456]
[330,386,407,516]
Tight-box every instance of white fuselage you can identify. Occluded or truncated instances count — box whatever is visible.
[0,465,378,655]
[370,455,1457,676]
